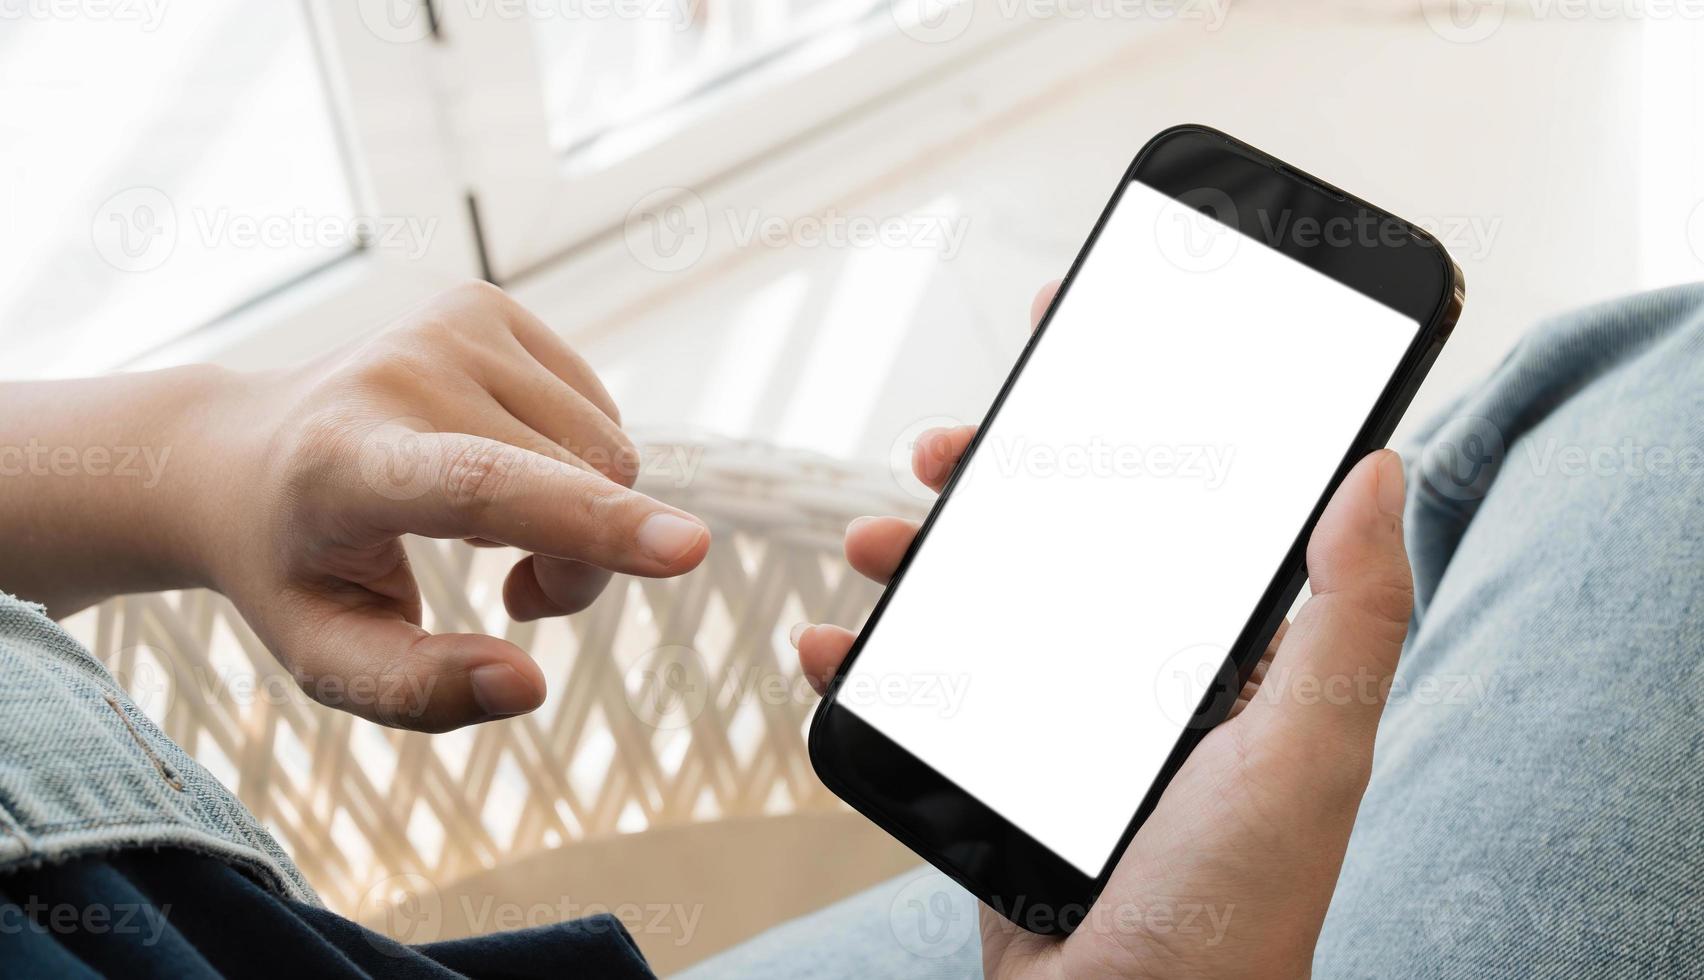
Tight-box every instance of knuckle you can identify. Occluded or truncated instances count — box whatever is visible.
[536,558,613,615]
[377,678,452,733]
[560,410,640,488]
[351,345,432,395]
[613,432,640,487]
[600,428,641,488]
[570,478,634,546]
[447,278,508,309]
[1354,565,1416,629]
[404,281,515,346]
[441,440,520,514]
[451,280,520,330]
[1305,577,1413,649]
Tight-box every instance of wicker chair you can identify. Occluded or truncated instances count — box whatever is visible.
[65,435,928,973]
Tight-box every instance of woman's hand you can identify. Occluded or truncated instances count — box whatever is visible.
[790,282,1412,979]
[0,282,709,732]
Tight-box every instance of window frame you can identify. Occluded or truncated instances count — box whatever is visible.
[133,0,481,372]
[431,0,1043,281]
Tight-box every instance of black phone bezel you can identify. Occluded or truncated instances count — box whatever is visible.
[807,124,1465,935]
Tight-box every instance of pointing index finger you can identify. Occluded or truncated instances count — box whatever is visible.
[361,431,709,576]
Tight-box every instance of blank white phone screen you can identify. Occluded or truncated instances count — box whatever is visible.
[841,179,1419,876]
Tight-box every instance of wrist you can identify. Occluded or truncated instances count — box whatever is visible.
[144,362,266,597]
[0,362,256,614]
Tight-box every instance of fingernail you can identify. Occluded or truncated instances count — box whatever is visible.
[847,516,875,534]
[638,513,706,564]
[789,623,811,648]
[1376,451,1406,519]
[470,664,538,717]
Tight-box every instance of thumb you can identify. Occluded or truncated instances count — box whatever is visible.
[1246,450,1412,749]
[268,593,546,733]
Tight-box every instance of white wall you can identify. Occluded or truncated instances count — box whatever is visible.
[525,12,1662,478]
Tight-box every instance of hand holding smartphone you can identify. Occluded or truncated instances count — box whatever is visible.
[806,126,1463,953]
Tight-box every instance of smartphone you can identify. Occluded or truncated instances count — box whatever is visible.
[808,125,1464,934]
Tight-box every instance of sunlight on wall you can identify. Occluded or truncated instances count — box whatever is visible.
[0,2,352,377]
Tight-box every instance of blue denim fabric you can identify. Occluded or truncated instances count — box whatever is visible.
[1314,284,1704,977]
[0,594,313,904]
[0,847,654,978]
[678,868,984,979]
[683,283,1704,978]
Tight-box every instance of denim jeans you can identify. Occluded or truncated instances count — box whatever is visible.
[684,283,1704,978]
[0,596,313,904]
